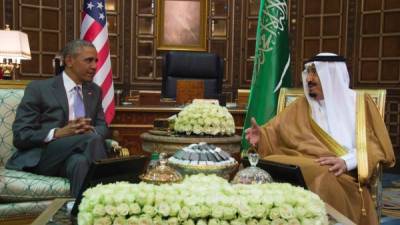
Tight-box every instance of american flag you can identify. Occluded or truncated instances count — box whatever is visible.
[80,0,115,124]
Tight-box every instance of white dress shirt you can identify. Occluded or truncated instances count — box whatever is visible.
[44,72,84,142]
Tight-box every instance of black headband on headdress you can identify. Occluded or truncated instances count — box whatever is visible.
[305,55,346,63]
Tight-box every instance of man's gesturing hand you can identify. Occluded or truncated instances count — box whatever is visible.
[245,117,261,146]
[316,156,347,176]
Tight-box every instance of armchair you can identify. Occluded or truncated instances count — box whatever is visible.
[161,51,224,99]
[277,87,386,218]
[0,80,70,220]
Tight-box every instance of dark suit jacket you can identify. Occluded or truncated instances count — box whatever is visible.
[6,75,109,170]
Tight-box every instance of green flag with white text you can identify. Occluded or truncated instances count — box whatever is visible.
[241,0,292,153]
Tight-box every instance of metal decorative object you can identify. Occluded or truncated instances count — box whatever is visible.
[232,152,273,184]
[168,143,238,179]
[140,153,183,184]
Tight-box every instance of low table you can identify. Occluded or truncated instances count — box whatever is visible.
[31,198,75,225]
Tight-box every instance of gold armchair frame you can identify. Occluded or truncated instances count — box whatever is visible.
[277,87,386,218]
[0,80,31,89]
[277,88,386,117]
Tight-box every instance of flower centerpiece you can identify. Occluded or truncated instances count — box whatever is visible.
[78,174,328,225]
[173,101,235,136]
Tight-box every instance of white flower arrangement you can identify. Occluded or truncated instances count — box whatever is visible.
[78,174,328,225]
[174,102,235,136]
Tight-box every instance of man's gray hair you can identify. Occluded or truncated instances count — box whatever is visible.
[61,39,95,60]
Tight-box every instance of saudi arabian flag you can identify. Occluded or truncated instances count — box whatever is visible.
[241,0,292,153]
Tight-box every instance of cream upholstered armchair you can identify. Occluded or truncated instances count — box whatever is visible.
[0,80,70,220]
[277,87,386,218]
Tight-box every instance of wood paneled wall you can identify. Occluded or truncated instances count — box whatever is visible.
[1,0,400,170]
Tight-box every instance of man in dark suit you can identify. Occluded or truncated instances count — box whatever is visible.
[6,40,109,197]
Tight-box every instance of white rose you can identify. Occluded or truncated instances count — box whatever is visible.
[116,203,129,216]
[79,199,94,212]
[104,205,117,216]
[199,204,211,218]
[259,218,271,225]
[93,216,112,225]
[208,218,221,225]
[252,203,266,218]
[142,205,156,217]
[189,205,202,218]
[103,194,115,205]
[129,203,141,214]
[268,207,280,220]
[247,219,259,225]
[169,203,181,217]
[278,204,295,219]
[113,217,127,225]
[294,206,305,218]
[152,216,163,225]
[222,206,237,220]
[237,202,253,219]
[92,204,106,216]
[135,191,147,206]
[167,217,179,225]
[113,192,126,204]
[287,218,301,225]
[271,218,287,225]
[77,212,93,225]
[126,216,139,225]
[301,218,315,225]
[125,193,136,203]
[219,221,230,225]
[157,202,171,217]
[230,217,247,225]
[178,206,190,220]
[196,219,207,225]
[137,216,152,225]
[211,205,224,218]
[182,219,195,225]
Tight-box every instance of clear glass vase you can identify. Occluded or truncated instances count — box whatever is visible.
[232,153,273,184]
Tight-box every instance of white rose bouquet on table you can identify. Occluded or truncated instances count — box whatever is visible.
[174,102,235,136]
[78,174,329,225]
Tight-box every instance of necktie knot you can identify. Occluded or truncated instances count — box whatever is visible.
[73,86,85,118]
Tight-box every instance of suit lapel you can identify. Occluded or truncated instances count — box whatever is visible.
[52,75,69,121]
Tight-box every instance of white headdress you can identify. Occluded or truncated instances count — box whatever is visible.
[302,53,356,150]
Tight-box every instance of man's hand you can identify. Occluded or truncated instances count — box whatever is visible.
[316,156,347,176]
[54,118,93,138]
[245,117,261,146]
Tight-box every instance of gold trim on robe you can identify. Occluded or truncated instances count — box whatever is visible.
[356,92,369,184]
[309,108,347,157]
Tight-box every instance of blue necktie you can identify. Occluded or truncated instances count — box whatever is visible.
[73,86,85,118]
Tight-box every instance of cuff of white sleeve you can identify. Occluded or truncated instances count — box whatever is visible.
[340,153,357,171]
[44,128,57,143]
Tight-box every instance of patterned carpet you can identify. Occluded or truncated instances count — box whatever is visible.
[381,173,400,224]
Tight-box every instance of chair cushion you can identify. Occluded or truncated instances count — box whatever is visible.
[0,168,70,202]
[0,200,52,218]
[0,89,24,167]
